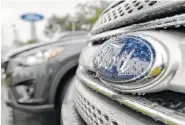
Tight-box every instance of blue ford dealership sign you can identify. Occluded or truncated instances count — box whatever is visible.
[21,13,44,22]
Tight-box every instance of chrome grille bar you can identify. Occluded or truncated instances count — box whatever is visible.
[76,66,185,125]
[90,14,185,42]
[92,0,185,34]
[74,78,161,125]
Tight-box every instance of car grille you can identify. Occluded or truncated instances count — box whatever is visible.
[91,0,185,34]
[76,66,185,125]
[84,68,185,115]
[74,78,162,125]
[90,13,185,43]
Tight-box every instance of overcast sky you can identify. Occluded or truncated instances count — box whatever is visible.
[1,0,112,47]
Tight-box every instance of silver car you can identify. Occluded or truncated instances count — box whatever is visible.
[60,1,185,125]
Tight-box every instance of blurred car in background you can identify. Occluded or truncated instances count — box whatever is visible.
[2,31,88,118]
[60,1,185,125]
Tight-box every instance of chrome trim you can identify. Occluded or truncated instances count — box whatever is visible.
[92,34,166,87]
[92,1,185,34]
[74,79,161,125]
[80,31,185,93]
[79,46,98,71]
[76,66,185,125]
[91,14,185,42]
[169,41,185,93]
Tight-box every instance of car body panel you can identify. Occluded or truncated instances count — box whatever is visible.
[3,33,88,112]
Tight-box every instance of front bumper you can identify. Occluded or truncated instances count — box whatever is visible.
[4,87,54,113]
[4,60,58,112]
[4,56,62,105]
[5,63,48,105]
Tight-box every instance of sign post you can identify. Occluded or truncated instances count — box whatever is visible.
[31,22,37,41]
[21,13,44,42]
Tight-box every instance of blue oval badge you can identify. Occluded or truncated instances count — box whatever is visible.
[93,35,156,84]
[21,13,44,22]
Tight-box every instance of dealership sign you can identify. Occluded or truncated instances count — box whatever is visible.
[20,13,44,41]
[21,13,44,22]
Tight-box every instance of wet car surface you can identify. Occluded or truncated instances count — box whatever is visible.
[2,85,57,125]
[12,110,57,125]
[71,0,185,125]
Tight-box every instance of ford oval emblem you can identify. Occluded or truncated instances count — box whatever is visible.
[93,35,159,84]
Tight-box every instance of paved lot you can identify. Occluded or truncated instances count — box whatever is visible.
[1,85,58,125]
[1,85,13,125]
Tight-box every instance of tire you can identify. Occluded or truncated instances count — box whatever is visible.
[59,77,86,125]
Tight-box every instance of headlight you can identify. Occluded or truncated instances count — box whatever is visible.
[20,48,63,66]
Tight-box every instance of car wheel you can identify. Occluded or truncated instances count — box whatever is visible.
[59,77,86,125]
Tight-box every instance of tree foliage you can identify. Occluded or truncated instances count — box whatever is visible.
[44,0,110,38]
[27,39,37,44]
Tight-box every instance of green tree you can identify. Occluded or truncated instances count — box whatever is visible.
[87,8,103,26]
[44,0,110,38]
[27,39,37,44]
[44,15,70,38]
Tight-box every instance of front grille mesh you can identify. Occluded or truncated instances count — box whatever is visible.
[92,0,185,34]
[99,0,159,25]
[74,90,119,125]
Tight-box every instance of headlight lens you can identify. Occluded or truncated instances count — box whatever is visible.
[21,48,63,66]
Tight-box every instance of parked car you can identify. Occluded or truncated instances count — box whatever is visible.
[2,31,88,121]
[61,1,185,125]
